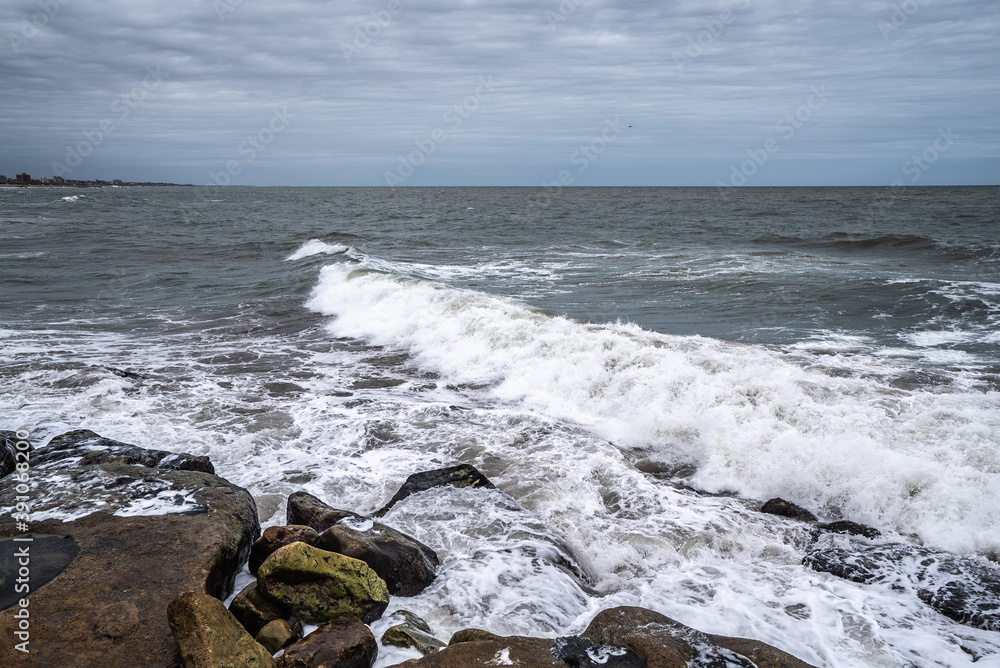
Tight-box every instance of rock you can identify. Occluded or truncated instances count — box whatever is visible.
[257,542,389,624]
[286,491,362,532]
[374,464,495,517]
[759,498,817,522]
[0,430,31,479]
[550,635,645,667]
[388,636,563,667]
[381,622,446,655]
[256,619,301,654]
[581,606,816,668]
[167,590,275,668]
[814,520,880,539]
[386,609,434,634]
[250,525,320,574]
[230,581,291,637]
[32,429,215,474]
[804,543,1000,631]
[448,628,502,645]
[318,520,438,596]
[0,535,80,609]
[276,617,377,668]
[0,430,260,667]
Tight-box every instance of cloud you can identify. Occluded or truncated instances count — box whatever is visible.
[1,0,997,185]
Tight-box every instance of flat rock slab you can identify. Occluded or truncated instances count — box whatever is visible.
[0,535,80,610]
[374,464,495,517]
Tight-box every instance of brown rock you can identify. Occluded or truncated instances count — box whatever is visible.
[386,637,562,667]
[230,581,291,637]
[276,617,377,668]
[167,590,274,668]
[447,628,502,645]
[581,606,816,668]
[318,521,438,596]
[286,492,361,533]
[256,619,300,654]
[250,525,320,574]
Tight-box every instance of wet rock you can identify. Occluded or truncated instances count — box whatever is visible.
[257,542,389,624]
[759,498,817,522]
[250,525,320,574]
[448,628,502,645]
[31,429,215,474]
[374,464,495,517]
[0,535,80,610]
[580,606,816,668]
[0,430,260,667]
[388,636,563,667]
[814,520,880,539]
[167,590,275,668]
[286,491,362,532]
[550,636,645,667]
[276,617,377,668]
[0,430,31,479]
[318,520,438,596]
[256,619,301,654]
[381,615,446,656]
[230,581,292,637]
[804,543,1000,631]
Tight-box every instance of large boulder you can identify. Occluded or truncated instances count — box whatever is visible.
[276,617,377,668]
[0,429,260,667]
[286,492,362,532]
[387,636,564,667]
[804,543,1000,631]
[580,607,816,668]
[318,520,438,596]
[257,542,389,624]
[32,429,214,473]
[167,590,274,668]
[249,525,320,574]
[374,464,494,517]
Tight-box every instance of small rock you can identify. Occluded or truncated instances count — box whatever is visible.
[0,430,31,479]
[760,498,817,522]
[381,623,446,656]
[167,590,275,668]
[257,542,389,624]
[815,520,880,539]
[318,521,438,596]
[385,610,433,635]
[250,525,320,574]
[230,581,291,637]
[286,492,362,532]
[374,464,495,517]
[276,617,377,668]
[256,619,300,654]
[448,628,502,645]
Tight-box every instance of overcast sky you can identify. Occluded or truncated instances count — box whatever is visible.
[1,0,998,186]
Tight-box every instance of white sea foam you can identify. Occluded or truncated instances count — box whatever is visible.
[306,261,1000,555]
[286,239,349,261]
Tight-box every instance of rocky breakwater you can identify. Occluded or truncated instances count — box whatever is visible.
[0,429,260,667]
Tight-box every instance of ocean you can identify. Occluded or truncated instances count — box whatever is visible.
[1,185,998,666]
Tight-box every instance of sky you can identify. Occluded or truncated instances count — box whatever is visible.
[1,0,998,187]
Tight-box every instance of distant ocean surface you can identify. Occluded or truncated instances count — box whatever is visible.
[2,186,999,666]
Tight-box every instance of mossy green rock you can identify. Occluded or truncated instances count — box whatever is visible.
[167,590,275,668]
[257,542,389,624]
[382,623,446,655]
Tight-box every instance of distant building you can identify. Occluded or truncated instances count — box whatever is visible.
[113,179,123,186]
[0,174,7,184]
[52,176,65,185]
[16,173,30,184]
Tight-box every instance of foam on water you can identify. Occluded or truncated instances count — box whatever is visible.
[286,239,349,261]
[306,261,1000,556]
